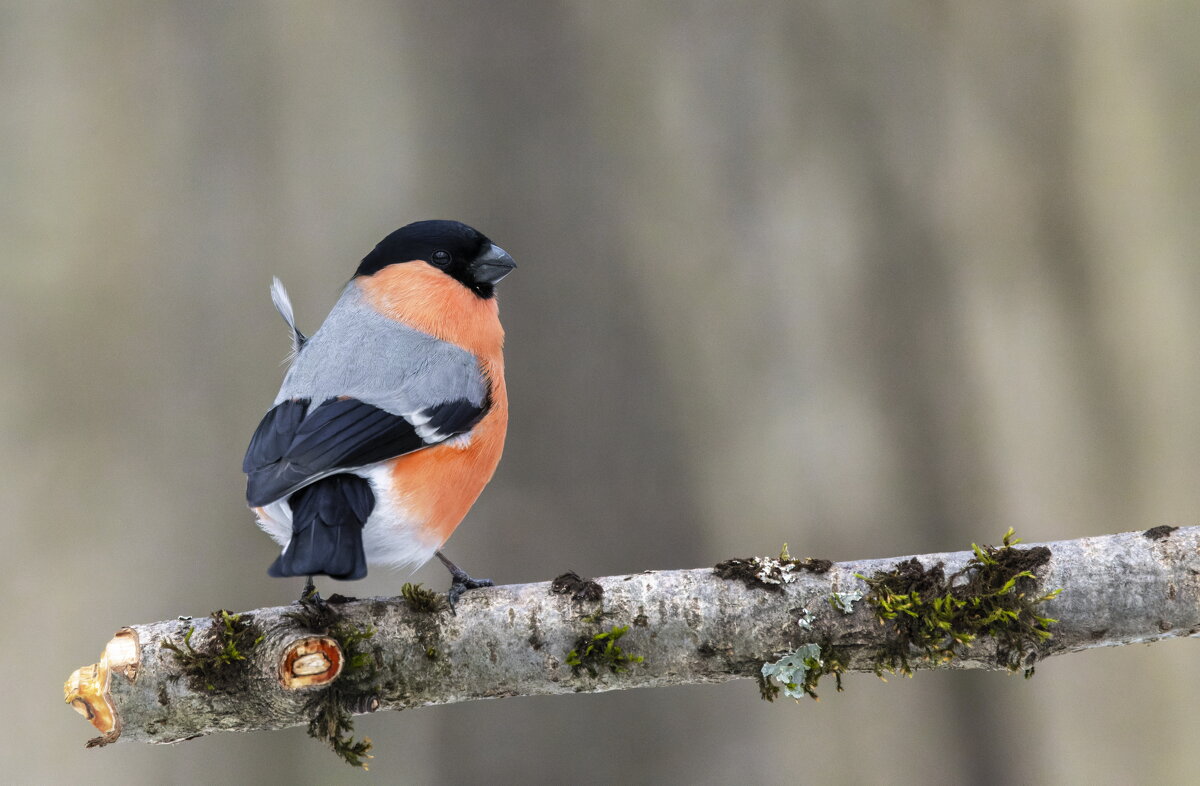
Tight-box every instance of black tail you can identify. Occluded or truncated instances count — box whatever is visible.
[269,474,373,581]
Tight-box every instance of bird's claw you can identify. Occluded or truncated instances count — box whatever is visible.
[446,569,494,613]
[298,576,325,606]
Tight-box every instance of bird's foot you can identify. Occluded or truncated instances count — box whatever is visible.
[447,569,494,612]
[298,575,325,606]
[436,551,494,613]
[289,576,343,631]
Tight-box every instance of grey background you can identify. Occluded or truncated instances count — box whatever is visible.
[5,2,1200,784]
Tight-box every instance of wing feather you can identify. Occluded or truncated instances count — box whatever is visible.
[244,396,485,506]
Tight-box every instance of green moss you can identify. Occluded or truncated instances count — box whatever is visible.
[757,671,781,701]
[401,582,443,613]
[857,528,1061,678]
[161,610,264,693]
[577,609,616,625]
[307,691,374,769]
[282,597,341,633]
[566,625,644,678]
[820,647,848,695]
[305,620,379,769]
[334,622,378,674]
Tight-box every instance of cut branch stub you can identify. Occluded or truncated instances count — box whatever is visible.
[280,636,343,689]
[63,628,141,747]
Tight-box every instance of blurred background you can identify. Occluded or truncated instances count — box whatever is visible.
[5,1,1200,783]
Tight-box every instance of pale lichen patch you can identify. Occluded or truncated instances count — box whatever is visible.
[761,644,823,700]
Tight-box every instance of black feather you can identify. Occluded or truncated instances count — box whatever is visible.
[244,396,486,507]
[356,220,499,299]
[268,474,373,580]
[425,398,485,435]
[242,399,308,474]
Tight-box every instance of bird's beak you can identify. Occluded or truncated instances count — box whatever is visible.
[472,243,517,285]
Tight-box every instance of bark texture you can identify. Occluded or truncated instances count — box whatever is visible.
[66,527,1200,747]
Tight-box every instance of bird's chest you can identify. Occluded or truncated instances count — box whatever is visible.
[385,375,507,539]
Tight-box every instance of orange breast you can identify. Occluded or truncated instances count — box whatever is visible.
[358,262,508,545]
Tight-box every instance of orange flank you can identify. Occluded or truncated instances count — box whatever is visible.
[385,406,507,545]
[358,260,509,546]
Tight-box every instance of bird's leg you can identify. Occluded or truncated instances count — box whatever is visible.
[299,575,324,605]
[436,551,494,612]
[291,575,341,629]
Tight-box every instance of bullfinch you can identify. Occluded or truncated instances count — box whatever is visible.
[243,220,515,605]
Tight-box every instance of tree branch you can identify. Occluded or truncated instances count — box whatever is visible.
[65,527,1200,762]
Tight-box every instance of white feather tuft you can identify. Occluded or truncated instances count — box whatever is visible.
[269,276,307,361]
[253,499,293,547]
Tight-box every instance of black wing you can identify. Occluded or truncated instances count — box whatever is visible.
[243,396,484,507]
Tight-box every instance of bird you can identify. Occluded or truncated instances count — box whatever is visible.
[242,220,515,607]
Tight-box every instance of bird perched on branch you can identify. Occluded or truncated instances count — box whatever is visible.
[243,220,516,606]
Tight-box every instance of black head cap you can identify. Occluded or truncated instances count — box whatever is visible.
[356,220,516,298]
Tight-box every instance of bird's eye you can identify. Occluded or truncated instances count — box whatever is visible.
[431,250,452,267]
